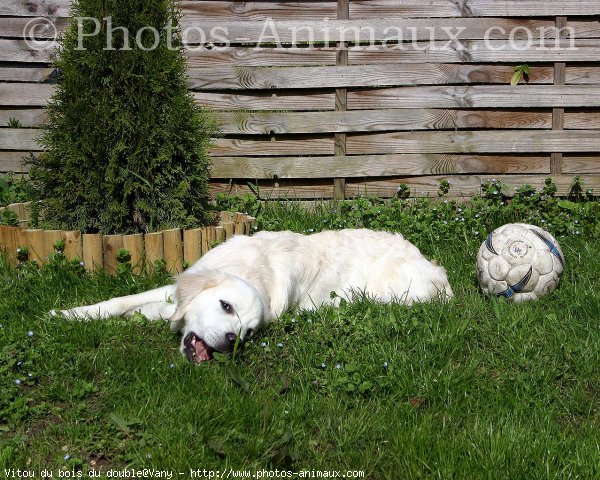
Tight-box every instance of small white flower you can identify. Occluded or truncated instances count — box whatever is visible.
[14,379,21,385]
[16,248,21,253]
[575,230,580,235]
[321,363,327,368]
[79,261,85,266]
[27,331,34,337]
[64,454,71,461]
[261,342,267,347]
[383,362,389,368]
[336,364,341,369]
[169,363,175,368]
[277,342,283,347]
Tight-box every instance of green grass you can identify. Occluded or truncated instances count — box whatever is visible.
[1,203,599,479]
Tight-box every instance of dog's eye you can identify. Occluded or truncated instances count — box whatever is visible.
[220,300,233,314]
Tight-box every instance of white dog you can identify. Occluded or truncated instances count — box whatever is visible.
[54,229,453,363]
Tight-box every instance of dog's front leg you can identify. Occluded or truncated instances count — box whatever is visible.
[52,285,176,321]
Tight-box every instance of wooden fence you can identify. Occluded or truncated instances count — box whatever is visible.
[0,203,256,273]
[1,0,600,198]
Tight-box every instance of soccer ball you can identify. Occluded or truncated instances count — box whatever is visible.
[476,223,564,302]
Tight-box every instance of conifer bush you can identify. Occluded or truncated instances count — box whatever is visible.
[30,0,217,234]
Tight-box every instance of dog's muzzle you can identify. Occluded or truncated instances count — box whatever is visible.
[183,332,244,364]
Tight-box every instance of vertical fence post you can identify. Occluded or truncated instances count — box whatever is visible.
[64,231,82,260]
[102,234,123,274]
[163,228,184,274]
[551,16,567,175]
[82,234,103,272]
[123,234,144,274]
[144,232,164,269]
[334,0,349,200]
[26,229,45,264]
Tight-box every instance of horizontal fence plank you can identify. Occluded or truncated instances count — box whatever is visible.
[211,137,334,157]
[3,123,596,156]
[182,1,338,21]
[349,40,600,64]
[348,86,600,109]
[193,91,335,111]
[210,154,550,178]
[350,1,600,18]
[0,0,70,17]
[187,41,600,69]
[564,112,600,129]
[0,39,56,63]
[0,83,54,106]
[217,109,552,135]
[210,175,600,199]
[563,156,600,174]
[2,63,597,92]
[3,17,600,43]
[0,151,30,172]
[0,67,54,83]
[346,130,600,155]
[9,1,600,20]
[2,84,337,111]
[180,19,600,44]
[0,109,47,127]
[345,175,600,198]
[0,17,69,39]
[567,66,600,84]
[186,47,336,68]
[0,129,41,150]
[348,175,600,198]
[189,64,555,91]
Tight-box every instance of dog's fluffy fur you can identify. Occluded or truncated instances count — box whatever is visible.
[54,229,453,362]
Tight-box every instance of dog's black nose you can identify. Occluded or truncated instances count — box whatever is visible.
[226,332,237,346]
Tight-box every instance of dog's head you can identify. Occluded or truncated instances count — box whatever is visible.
[169,270,266,364]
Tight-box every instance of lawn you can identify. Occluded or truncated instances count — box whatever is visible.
[1,200,599,479]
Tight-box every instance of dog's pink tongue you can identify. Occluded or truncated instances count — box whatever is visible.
[194,339,212,363]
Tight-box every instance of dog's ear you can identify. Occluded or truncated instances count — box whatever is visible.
[168,270,227,332]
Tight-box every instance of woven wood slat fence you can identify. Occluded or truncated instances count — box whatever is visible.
[1,0,600,198]
[0,203,256,273]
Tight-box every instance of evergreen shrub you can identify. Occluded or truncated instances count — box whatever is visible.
[30,0,217,233]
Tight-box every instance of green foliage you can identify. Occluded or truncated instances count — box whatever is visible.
[0,175,33,206]
[7,118,23,128]
[0,210,19,227]
[215,192,262,217]
[224,179,600,249]
[30,0,218,234]
[511,64,530,86]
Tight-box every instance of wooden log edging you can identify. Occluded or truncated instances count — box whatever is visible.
[0,206,256,273]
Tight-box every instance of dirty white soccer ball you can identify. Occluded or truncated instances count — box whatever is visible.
[476,223,564,302]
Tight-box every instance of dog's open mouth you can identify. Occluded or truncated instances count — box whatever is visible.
[184,332,215,364]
